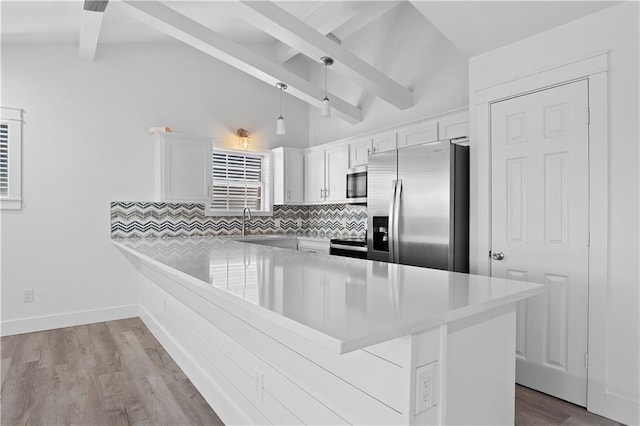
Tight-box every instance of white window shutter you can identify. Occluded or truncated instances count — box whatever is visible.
[208,150,266,214]
[0,123,8,197]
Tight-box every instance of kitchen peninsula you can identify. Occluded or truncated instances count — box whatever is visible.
[114,237,544,425]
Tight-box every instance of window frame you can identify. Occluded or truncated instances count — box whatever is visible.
[0,107,23,211]
[204,146,273,217]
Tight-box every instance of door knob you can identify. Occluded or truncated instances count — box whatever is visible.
[491,251,505,261]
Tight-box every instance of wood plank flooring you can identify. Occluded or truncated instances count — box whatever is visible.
[1,318,623,426]
[1,318,222,426]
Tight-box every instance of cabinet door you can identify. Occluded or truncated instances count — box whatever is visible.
[438,112,469,140]
[284,149,304,203]
[156,134,211,202]
[372,132,397,154]
[304,150,325,203]
[325,144,349,202]
[397,120,438,148]
[349,138,372,167]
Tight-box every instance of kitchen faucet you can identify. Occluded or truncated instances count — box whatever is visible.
[242,207,252,236]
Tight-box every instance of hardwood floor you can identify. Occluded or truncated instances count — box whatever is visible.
[1,318,222,426]
[515,385,622,426]
[1,318,623,426]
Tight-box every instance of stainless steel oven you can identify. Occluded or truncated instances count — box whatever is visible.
[330,238,367,259]
[346,165,367,204]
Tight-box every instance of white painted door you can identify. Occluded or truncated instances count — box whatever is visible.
[490,80,589,406]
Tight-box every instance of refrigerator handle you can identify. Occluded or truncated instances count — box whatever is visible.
[393,179,403,263]
[388,180,398,262]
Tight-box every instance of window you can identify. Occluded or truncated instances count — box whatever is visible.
[0,107,23,210]
[205,148,272,216]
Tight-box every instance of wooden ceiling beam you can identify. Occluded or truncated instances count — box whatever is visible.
[238,1,413,110]
[122,1,362,124]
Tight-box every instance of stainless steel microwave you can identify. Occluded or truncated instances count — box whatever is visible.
[346,165,367,204]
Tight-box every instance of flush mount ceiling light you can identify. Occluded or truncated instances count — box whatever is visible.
[276,82,287,135]
[320,56,334,118]
[237,128,251,150]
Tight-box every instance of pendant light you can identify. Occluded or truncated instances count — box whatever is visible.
[275,82,287,135]
[320,56,333,117]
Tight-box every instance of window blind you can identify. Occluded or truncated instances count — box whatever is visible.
[210,150,264,211]
[0,123,8,197]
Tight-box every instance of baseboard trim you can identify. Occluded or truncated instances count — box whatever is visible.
[601,390,640,425]
[0,304,139,336]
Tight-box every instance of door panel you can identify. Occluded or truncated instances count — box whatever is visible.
[305,150,325,203]
[366,151,397,263]
[325,144,349,202]
[397,141,450,269]
[490,80,589,406]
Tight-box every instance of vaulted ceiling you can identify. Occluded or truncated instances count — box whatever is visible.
[1,1,620,123]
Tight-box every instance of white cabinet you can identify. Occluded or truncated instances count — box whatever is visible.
[349,132,397,167]
[297,238,330,254]
[372,132,397,154]
[325,144,349,202]
[272,147,304,205]
[349,137,373,167]
[304,144,349,204]
[153,132,212,202]
[438,111,469,140]
[304,149,326,203]
[397,120,438,148]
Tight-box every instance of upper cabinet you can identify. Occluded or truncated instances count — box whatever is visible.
[272,147,304,205]
[325,144,349,202]
[276,108,469,206]
[349,132,397,167]
[397,120,438,148]
[153,132,212,203]
[304,144,349,204]
[349,137,373,168]
[438,110,470,140]
[372,132,397,154]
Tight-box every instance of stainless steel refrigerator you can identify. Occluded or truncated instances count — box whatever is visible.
[367,139,469,271]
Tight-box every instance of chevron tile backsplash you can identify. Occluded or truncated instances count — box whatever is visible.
[110,202,367,239]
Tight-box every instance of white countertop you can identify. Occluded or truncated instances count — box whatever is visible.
[113,237,545,353]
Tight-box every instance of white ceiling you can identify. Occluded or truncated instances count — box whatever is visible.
[1,1,621,57]
[411,1,620,57]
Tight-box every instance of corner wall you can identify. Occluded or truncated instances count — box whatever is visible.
[468,3,639,423]
[0,42,310,334]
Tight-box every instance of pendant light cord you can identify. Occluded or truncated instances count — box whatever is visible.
[324,63,328,98]
[279,86,283,117]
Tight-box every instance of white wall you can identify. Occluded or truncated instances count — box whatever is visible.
[0,42,310,332]
[468,3,639,424]
[308,2,468,145]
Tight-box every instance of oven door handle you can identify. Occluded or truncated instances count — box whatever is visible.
[329,243,368,252]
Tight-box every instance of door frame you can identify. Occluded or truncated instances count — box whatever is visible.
[471,51,609,415]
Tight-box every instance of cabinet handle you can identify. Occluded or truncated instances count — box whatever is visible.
[287,190,291,200]
[325,188,329,199]
[372,147,377,154]
[320,188,323,199]
[367,148,371,156]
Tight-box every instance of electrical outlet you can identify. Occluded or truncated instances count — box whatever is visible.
[23,289,34,303]
[254,369,264,403]
[415,361,439,415]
